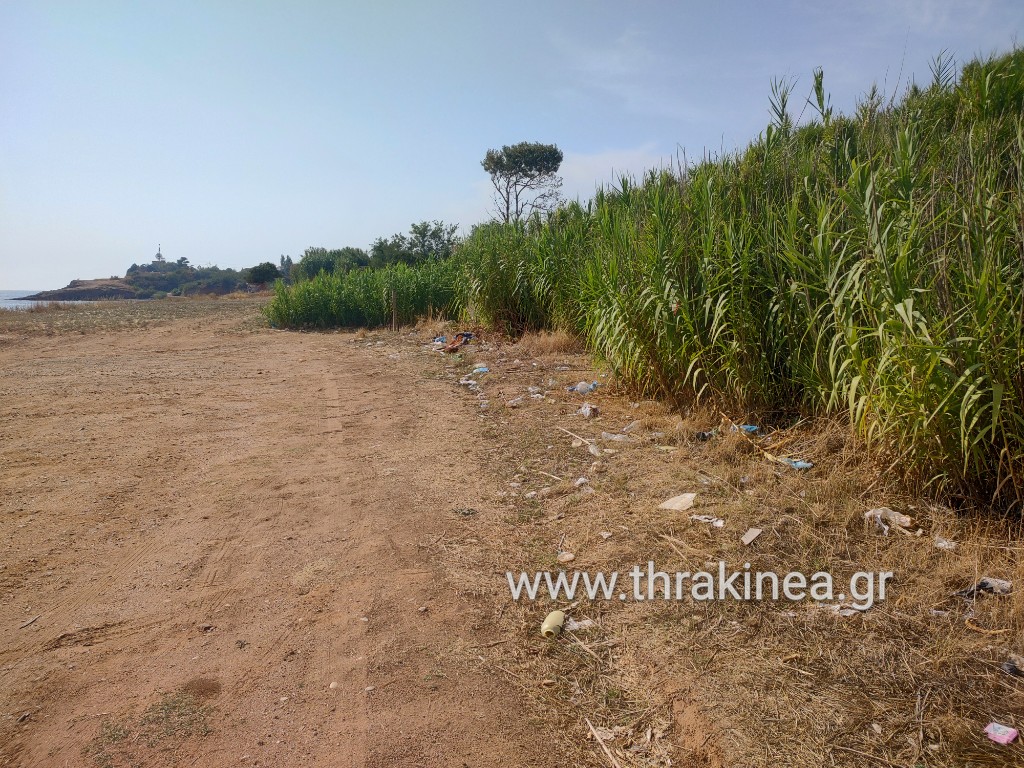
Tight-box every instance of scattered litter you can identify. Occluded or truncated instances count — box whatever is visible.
[622,420,642,433]
[571,438,585,448]
[574,477,589,487]
[690,514,725,528]
[821,603,868,617]
[934,535,957,551]
[732,424,759,434]
[741,527,763,546]
[564,617,596,632]
[779,457,814,470]
[577,403,599,418]
[453,507,478,517]
[433,335,447,344]
[540,610,566,639]
[695,429,718,441]
[557,551,575,564]
[567,381,599,394]
[599,531,613,540]
[587,444,603,458]
[658,493,696,512]
[864,507,912,535]
[506,397,525,408]
[472,366,489,374]
[601,431,630,442]
[1002,654,1024,678]
[442,332,474,353]
[955,577,1012,599]
[524,491,537,499]
[984,722,1019,745]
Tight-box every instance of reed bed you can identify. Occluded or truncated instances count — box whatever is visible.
[459,50,1024,509]
[267,49,1024,508]
[263,258,464,330]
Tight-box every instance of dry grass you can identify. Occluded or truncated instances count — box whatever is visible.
[87,690,211,767]
[0,297,268,342]
[6,301,75,314]
[513,329,585,358]
[426,332,1024,767]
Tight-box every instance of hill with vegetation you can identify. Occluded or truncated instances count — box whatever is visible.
[20,255,284,301]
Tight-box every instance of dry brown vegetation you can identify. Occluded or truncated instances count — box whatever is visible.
[0,296,268,341]
[435,333,1024,767]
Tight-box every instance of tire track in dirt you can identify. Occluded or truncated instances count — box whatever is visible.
[0,313,559,768]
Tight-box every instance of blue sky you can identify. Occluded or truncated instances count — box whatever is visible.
[1,1,1021,290]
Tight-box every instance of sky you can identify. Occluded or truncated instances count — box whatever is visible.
[1,1,1021,290]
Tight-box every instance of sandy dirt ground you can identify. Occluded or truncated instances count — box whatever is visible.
[5,301,1023,768]
[0,305,559,767]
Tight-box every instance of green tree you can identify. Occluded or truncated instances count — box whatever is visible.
[370,234,412,266]
[333,246,371,270]
[371,221,459,266]
[247,262,282,284]
[482,142,564,223]
[279,255,294,281]
[408,220,459,261]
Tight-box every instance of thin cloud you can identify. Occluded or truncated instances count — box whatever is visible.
[549,27,709,123]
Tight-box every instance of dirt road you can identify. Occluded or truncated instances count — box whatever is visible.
[0,307,557,767]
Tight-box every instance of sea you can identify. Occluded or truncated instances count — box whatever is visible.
[0,289,46,310]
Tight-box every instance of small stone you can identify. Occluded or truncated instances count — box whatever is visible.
[557,552,575,564]
[329,681,339,690]
[279,696,289,703]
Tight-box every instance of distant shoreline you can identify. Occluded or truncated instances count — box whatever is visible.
[17,279,142,302]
